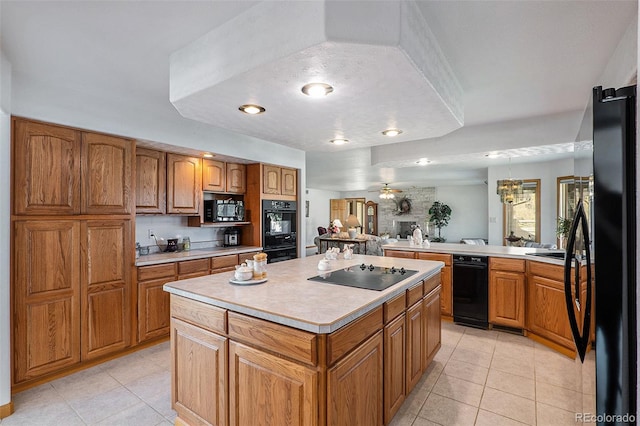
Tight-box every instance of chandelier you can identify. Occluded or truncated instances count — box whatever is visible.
[379,192,395,200]
[496,158,526,204]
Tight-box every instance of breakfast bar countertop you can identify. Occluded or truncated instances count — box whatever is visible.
[135,245,263,267]
[163,254,443,334]
[382,241,566,264]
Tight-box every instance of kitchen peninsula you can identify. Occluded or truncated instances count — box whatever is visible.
[163,254,443,426]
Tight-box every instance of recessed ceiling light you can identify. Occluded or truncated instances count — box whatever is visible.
[203,153,214,158]
[330,139,349,145]
[301,82,334,97]
[382,129,403,137]
[238,104,265,115]
[416,158,431,165]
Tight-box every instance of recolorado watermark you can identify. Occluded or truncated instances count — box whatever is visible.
[576,413,636,423]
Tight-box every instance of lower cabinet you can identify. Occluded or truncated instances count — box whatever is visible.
[423,287,442,366]
[489,258,525,328]
[229,341,318,426]
[383,314,406,423]
[138,263,176,343]
[171,318,227,426]
[405,301,424,394]
[328,332,383,426]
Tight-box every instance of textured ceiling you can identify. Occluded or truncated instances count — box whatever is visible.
[170,0,463,151]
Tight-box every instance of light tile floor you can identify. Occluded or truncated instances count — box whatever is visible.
[2,322,593,425]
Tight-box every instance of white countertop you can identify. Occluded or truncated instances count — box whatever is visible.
[382,241,565,264]
[163,254,443,334]
[136,245,263,267]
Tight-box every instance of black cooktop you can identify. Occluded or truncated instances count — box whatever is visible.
[308,263,418,291]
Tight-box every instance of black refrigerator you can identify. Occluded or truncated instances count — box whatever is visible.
[565,85,637,424]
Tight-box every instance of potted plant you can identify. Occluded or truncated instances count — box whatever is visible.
[428,201,452,243]
[556,216,572,248]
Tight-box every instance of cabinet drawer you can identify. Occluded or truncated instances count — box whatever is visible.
[528,260,564,281]
[327,306,383,365]
[238,251,260,264]
[406,281,424,307]
[171,294,226,335]
[138,263,176,281]
[384,250,416,259]
[178,258,210,276]
[383,292,406,324]
[416,252,452,266]
[211,254,238,269]
[228,312,317,366]
[490,257,525,272]
[423,273,441,295]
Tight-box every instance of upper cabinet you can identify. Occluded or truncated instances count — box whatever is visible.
[13,118,133,216]
[13,119,82,215]
[136,148,166,214]
[81,132,133,215]
[167,153,202,215]
[203,159,246,194]
[261,164,297,199]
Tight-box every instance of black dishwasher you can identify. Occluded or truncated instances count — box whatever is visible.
[452,254,489,328]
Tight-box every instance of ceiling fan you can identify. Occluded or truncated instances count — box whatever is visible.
[370,183,403,200]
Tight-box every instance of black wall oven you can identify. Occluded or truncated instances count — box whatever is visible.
[262,200,297,263]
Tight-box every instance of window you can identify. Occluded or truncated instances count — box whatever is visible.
[557,175,591,248]
[503,179,540,245]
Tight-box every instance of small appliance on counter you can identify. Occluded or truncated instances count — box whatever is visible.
[165,238,179,252]
[205,199,245,222]
[224,228,240,247]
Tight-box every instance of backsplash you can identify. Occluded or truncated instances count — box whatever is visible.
[135,216,230,253]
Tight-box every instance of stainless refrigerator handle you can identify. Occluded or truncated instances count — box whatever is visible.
[563,199,592,363]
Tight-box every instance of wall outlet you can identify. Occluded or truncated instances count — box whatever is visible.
[148,229,155,239]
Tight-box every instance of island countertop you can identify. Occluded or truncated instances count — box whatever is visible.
[382,241,565,264]
[164,253,443,333]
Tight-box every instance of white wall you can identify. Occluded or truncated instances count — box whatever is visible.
[435,185,488,242]
[0,49,12,408]
[304,188,341,247]
[487,158,573,246]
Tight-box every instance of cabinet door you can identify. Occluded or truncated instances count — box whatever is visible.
[281,167,296,197]
[81,219,131,360]
[263,165,281,195]
[440,266,453,316]
[172,318,227,426]
[13,221,81,383]
[328,331,383,426]
[229,341,318,426]
[405,302,423,394]
[226,163,246,194]
[384,314,405,424]
[135,148,166,214]
[167,153,202,214]
[384,250,416,259]
[203,159,226,192]
[13,119,81,215]
[81,132,133,214]
[138,278,172,342]
[489,270,525,328]
[527,274,573,348]
[423,287,442,367]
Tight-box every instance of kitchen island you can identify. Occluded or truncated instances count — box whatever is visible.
[164,254,443,426]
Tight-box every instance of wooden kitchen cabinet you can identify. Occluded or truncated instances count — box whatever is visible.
[405,300,424,394]
[203,159,226,192]
[172,317,228,426]
[226,162,246,194]
[81,219,132,360]
[13,220,82,383]
[262,164,281,195]
[527,261,574,351]
[137,263,176,343]
[384,249,416,259]
[230,341,318,426]
[328,332,383,426]
[384,314,406,423]
[135,148,166,214]
[281,167,297,197]
[415,252,452,317]
[167,153,202,214]
[423,286,442,367]
[81,132,133,215]
[13,119,81,215]
[489,258,526,328]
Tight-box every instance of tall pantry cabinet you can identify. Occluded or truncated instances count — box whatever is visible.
[11,118,134,386]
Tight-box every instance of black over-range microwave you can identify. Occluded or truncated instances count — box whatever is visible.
[204,200,245,222]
